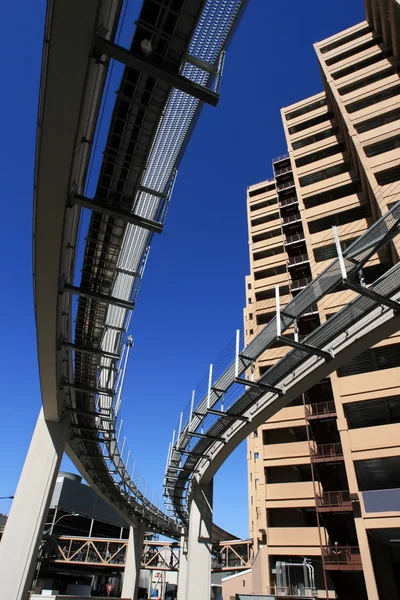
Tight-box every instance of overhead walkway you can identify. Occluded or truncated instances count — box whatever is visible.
[165,200,400,524]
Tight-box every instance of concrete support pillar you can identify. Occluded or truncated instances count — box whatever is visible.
[354,519,379,600]
[177,529,188,600]
[121,523,145,600]
[0,408,69,600]
[186,479,213,600]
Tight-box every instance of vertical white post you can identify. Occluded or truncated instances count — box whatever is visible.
[165,442,172,473]
[117,419,123,442]
[177,412,183,449]
[332,225,347,280]
[207,364,213,408]
[130,462,136,480]
[235,329,240,378]
[121,523,146,600]
[189,390,195,431]
[120,436,126,459]
[170,430,176,460]
[275,285,281,337]
[126,449,131,471]
[294,320,299,342]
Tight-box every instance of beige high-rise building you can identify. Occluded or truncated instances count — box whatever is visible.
[244,2,400,599]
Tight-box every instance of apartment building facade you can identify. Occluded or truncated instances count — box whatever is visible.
[245,2,400,598]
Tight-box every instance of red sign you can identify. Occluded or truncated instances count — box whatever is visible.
[106,583,114,597]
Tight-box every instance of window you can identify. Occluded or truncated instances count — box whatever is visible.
[248,298,252,304]
[303,181,362,210]
[375,166,400,186]
[252,228,281,243]
[249,186,268,198]
[254,429,258,438]
[249,313,253,320]
[256,506,261,519]
[313,238,358,262]
[250,198,278,212]
[355,108,400,134]
[326,37,380,66]
[254,264,287,281]
[332,51,389,80]
[254,452,259,461]
[346,84,400,114]
[288,112,332,135]
[285,98,327,121]
[251,212,279,227]
[338,66,396,96]
[249,329,254,335]
[253,246,285,261]
[320,25,371,54]
[247,283,251,290]
[364,135,400,157]
[299,162,351,187]
[308,204,371,234]
[292,127,339,150]
[255,478,259,489]
[295,142,346,168]
[338,343,400,377]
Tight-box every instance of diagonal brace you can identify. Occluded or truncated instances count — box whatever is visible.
[344,278,400,313]
[277,335,334,360]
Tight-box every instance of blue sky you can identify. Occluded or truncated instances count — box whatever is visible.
[0,0,365,538]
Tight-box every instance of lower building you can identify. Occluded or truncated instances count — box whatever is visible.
[245,3,400,598]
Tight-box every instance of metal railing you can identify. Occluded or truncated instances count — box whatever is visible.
[285,232,305,245]
[290,276,312,290]
[275,165,293,177]
[304,401,336,419]
[272,152,290,163]
[277,179,295,191]
[310,443,344,462]
[288,253,309,267]
[279,195,298,208]
[316,491,352,511]
[282,212,301,225]
[322,546,362,568]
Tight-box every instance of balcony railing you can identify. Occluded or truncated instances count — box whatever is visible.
[322,546,362,570]
[310,442,344,463]
[275,165,292,177]
[279,195,298,208]
[282,213,301,225]
[290,276,312,291]
[305,401,336,420]
[285,232,305,245]
[277,179,295,191]
[316,491,353,512]
[272,152,290,164]
[288,253,309,267]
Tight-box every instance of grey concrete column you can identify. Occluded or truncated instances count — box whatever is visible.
[121,523,145,600]
[186,479,213,600]
[0,407,69,600]
[177,529,188,600]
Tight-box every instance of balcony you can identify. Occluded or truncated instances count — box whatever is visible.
[305,401,336,420]
[310,442,344,463]
[284,232,305,246]
[290,276,312,291]
[277,179,296,191]
[316,491,353,513]
[275,165,293,177]
[287,253,309,268]
[279,195,298,208]
[322,546,362,571]
[272,152,290,164]
[282,213,302,226]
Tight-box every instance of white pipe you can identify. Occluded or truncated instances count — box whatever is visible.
[115,338,133,417]
[189,390,195,431]
[165,442,172,473]
[332,225,347,280]
[207,364,213,408]
[275,285,281,337]
[235,329,240,378]
[177,412,183,448]
[117,419,123,443]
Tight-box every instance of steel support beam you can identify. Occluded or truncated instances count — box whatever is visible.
[344,278,400,313]
[187,431,225,443]
[62,380,114,397]
[138,184,167,198]
[276,335,334,360]
[94,36,220,107]
[62,283,134,311]
[235,376,283,396]
[61,340,120,361]
[70,193,163,233]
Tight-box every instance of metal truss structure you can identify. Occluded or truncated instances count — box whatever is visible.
[34,0,249,539]
[38,536,252,572]
[165,198,400,524]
